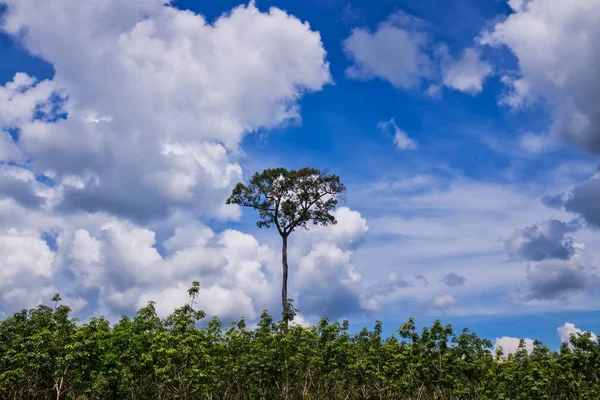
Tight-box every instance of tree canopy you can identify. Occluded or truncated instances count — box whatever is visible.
[0,290,599,399]
[226,167,346,237]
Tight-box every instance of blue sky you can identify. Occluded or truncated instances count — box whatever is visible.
[1,0,599,351]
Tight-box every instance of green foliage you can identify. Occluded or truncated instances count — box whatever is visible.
[226,167,346,236]
[0,293,599,399]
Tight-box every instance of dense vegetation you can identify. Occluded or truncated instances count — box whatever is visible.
[0,291,599,400]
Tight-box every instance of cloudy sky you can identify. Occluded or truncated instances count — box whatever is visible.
[1,0,599,349]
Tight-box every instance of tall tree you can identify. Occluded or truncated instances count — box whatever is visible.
[226,167,346,318]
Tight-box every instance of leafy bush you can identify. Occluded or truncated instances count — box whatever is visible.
[0,295,598,399]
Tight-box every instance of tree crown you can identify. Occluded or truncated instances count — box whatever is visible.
[226,167,346,236]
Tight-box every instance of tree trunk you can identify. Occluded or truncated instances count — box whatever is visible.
[281,234,289,320]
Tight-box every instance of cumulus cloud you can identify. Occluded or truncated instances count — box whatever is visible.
[342,12,434,89]
[0,165,48,209]
[306,207,369,251]
[350,168,600,315]
[54,219,277,320]
[290,313,312,327]
[0,229,65,312]
[1,0,331,223]
[481,0,600,154]
[370,272,412,296]
[0,230,54,286]
[294,242,363,317]
[504,219,582,261]
[441,272,466,287]
[518,132,561,154]
[429,294,457,310]
[562,175,600,228]
[494,336,535,358]
[542,171,600,228]
[557,322,598,349]
[509,213,599,303]
[0,0,343,320]
[378,119,418,150]
[522,259,600,301]
[0,74,58,164]
[438,46,492,95]
[343,12,492,95]
[0,73,57,129]
[293,207,373,317]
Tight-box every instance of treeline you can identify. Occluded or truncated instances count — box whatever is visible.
[0,296,599,400]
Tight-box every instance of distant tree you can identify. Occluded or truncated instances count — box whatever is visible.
[52,293,62,310]
[187,281,200,308]
[226,167,346,319]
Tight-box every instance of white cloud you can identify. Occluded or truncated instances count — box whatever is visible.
[438,46,492,95]
[504,219,582,262]
[308,207,370,251]
[0,184,372,322]
[494,336,535,358]
[343,12,492,95]
[0,230,54,285]
[0,74,58,164]
[430,294,457,309]
[378,119,418,150]
[546,171,600,228]
[441,272,467,287]
[349,167,600,316]
[0,0,338,320]
[291,207,373,317]
[518,132,560,154]
[1,0,331,222]
[342,12,434,89]
[0,164,53,209]
[0,73,57,129]
[0,229,59,311]
[296,242,355,287]
[291,313,312,327]
[557,322,598,349]
[294,242,369,317]
[481,0,600,154]
[522,258,600,301]
[370,272,412,296]
[138,284,257,321]
[55,218,277,320]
